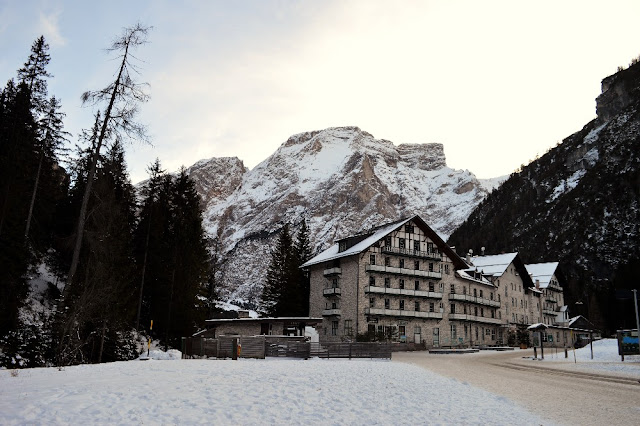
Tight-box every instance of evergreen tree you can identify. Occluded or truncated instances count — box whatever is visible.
[134,163,209,349]
[293,218,312,316]
[263,224,297,316]
[56,140,139,364]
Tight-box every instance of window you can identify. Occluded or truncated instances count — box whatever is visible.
[385,236,391,247]
[463,286,467,295]
[450,284,455,294]
[399,259,405,269]
[473,288,477,297]
[384,257,390,266]
[399,325,406,337]
[444,264,450,274]
[331,321,338,336]
[331,278,338,288]
[451,325,457,341]
[429,302,435,312]
[399,300,405,310]
[384,277,390,288]
[369,276,375,286]
[429,263,434,272]
[414,326,421,334]
[490,293,494,300]
[429,282,435,292]
[369,298,375,308]
[344,320,353,336]
[415,301,420,311]
[474,307,478,316]
[479,290,483,298]
[475,327,479,339]
[331,301,337,309]
[499,311,501,319]
[491,310,495,318]
[463,305,467,314]
[370,254,375,265]
[405,224,414,234]
[414,240,420,252]
[399,238,406,250]
[399,279,405,290]
[384,299,390,309]
[414,260,419,270]
[450,303,456,314]
[414,280,420,290]
[497,294,501,302]
[480,308,484,317]
[427,242,434,253]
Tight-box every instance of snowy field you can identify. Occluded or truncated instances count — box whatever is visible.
[0,357,549,425]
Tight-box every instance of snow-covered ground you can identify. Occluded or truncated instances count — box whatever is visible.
[530,338,640,377]
[0,356,549,425]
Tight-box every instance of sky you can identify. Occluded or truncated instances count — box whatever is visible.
[1,1,640,183]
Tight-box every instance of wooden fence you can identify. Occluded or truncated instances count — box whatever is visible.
[182,337,393,360]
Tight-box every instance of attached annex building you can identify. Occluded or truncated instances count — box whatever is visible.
[301,215,570,348]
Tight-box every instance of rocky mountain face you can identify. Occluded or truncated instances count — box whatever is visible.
[191,126,504,308]
[448,61,640,333]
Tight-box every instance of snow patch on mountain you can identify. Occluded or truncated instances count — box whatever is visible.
[190,126,506,308]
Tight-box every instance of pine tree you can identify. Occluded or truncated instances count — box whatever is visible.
[263,224,297,317]
[293,218,312,316]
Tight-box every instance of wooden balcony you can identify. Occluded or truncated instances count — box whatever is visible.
[364,286,442,299]
[449,293,500,307]
[381,246,442,261]
[365,307,443,319]
[365,263,442,280]
[448,313,504,325]
[323,267,342,276]
[323,287,341,296]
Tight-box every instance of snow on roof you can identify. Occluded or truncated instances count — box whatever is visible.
[301,217,413,268]
[468,253,517,277]
[456,270,494,286]
[525,262,559,289]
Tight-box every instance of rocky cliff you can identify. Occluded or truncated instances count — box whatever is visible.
[190,126,504,308]
[448,61,640,332]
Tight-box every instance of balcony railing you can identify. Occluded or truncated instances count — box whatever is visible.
[323,267,342,276]
[366,263,442,280]
[381,246,442,261]
[323,287,341,296]
[543,309,558,316]
[448,313,504,325]
[365,307,443,319]
[449,293,500,307]
[322,309,341,316]
[364,286,443,299]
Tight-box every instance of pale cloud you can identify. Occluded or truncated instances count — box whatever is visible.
[38,10,66,47]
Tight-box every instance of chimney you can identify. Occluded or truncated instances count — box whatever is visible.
[466,249,473,263]
[481,246,485,256]
[535,279,540,291]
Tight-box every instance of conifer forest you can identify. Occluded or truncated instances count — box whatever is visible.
[0,27,215,367]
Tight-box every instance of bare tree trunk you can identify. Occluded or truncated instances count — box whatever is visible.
[24,149,44,243]
[135,217,151,330]
[98,320,107,363]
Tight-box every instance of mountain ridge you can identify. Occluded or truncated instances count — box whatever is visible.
[187,126,505,308]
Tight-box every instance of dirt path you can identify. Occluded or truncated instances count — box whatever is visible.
[393,349,640,425]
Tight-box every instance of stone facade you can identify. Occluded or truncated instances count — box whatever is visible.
[304,215,570,348]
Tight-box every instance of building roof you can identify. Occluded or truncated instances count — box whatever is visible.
[301,215,467,269]
[469,253,518,277]
[455,269,494,286]
[525,262,559,289]
[205,317,323,325]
